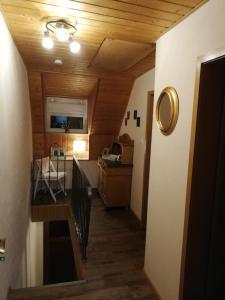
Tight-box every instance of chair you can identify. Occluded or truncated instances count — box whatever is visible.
[33,156,66,202]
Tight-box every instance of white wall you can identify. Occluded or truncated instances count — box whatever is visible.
[0,12,32,300]
[144,1,225,299]
[120,69,155,220]
[79,160,98,188]
[26,222,43,287]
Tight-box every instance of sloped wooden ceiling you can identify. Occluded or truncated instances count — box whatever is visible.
[43,73,98,98]
[91,77,134,135]
[90,38,154,72]
[0,0,207,157]
[0,0,206,77]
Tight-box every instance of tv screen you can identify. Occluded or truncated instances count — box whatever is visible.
[50,115,83,130]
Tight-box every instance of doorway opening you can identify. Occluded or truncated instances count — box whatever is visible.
[181,55,225,299]
[141,91,154,228]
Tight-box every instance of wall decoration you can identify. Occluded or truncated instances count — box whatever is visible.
[156,86,179,135]
[127,111,130,119]
[133,110,137,119]
[136,117,140,127]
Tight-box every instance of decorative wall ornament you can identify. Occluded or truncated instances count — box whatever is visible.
[136,117,140,127]
[156,86,179,135]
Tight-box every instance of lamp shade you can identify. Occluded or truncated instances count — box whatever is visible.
[42,31,54,49]
[70,41,81,53]
[73,140,86,153]
[56,25,70,42]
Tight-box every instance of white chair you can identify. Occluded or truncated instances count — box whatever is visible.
[33,156,66,202]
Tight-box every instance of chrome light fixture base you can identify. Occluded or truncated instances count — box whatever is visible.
[42,19,80,54]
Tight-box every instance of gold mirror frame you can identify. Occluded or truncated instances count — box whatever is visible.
[156,86,179,135]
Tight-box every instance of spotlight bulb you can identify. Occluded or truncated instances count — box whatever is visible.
[56,25,70,42]
[42,31,53,49]
[70,41,81,53]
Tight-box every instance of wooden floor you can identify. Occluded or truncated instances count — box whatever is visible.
[82,196,154,299]
[10,196,154,300]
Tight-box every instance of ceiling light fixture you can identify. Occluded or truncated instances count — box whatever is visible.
[54,58,63,65]
[42,19,80,54]
[42,31,54,49]
[55,23,70,42]
[69,39,81,54]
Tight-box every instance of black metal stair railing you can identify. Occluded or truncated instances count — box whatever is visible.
[71,156,92,260]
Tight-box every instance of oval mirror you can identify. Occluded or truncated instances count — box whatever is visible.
[156,87,179,135]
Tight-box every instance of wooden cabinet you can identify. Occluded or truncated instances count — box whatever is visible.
[98,161,132,207]
[97,134,134,207]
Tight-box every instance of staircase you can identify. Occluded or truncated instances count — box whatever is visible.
[9,196,155,300]
[9,269,154,300]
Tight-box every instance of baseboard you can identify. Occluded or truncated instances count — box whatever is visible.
[143,269,162,300]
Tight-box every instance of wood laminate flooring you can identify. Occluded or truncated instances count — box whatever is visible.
[10,196,154,300]
[82,196,154,299]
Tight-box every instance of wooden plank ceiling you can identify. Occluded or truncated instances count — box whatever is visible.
[0,0,207,156]
[0,0,206,78]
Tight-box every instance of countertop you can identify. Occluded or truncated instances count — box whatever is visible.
[99,157,133,168]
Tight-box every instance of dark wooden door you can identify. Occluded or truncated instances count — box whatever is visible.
[182,58,225,299]
[205,86,225,299]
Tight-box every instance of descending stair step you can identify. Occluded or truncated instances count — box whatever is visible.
[59,286,132,300]
[9,279,105,300]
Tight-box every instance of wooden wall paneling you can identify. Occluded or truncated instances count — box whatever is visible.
[89,134,115,160]
[126,50,156,78]
[28,71,45,133]
[45,133,65,155]
[43,72,98,98]
[91,77,134,135]
[29,71,47,156]
[44,133,89,156]
[88,80,100,134]
[29,71,134,157]
[33,133,45,156]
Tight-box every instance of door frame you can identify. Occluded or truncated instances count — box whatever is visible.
[141,91,154,227]
[179,48,225,299]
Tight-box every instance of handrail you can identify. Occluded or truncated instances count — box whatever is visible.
[71,156,92,260]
